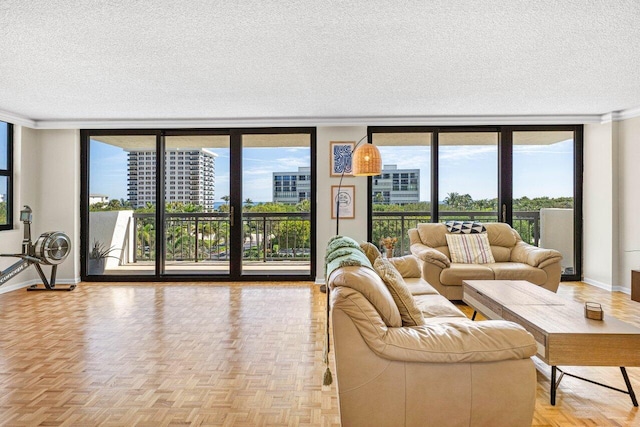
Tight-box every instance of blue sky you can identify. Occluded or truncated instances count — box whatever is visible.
[90,138,574,203]
[381,139,573,200]
[0,122,7,170]
[89,140,310,202]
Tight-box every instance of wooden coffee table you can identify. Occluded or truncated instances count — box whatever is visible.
[463,279,640,406]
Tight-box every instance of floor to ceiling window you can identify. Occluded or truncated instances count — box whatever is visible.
[368,125,583,280]
[438,131,498,221]
[81,128,316,281]
[512,130,577,275]
[0,121,13,230]
[370,132,432,256]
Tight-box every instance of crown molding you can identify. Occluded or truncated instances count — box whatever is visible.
[0,109,36,128]
[27,114,604,129]
[601,105,640,123]
[3,107,640,129]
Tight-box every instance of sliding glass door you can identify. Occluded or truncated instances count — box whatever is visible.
[512,130,577,276]
[82,128,315,281]
[163,134,231,276]
[367,125,583,280]
[241,133,312,276]
[87,133,157,276]
[370,132,432,256]
[438,132,499,222]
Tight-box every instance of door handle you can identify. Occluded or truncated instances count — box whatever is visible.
[230,206,234,227]
[502,204,507,222]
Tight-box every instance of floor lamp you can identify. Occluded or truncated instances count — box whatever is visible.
[323,136,382,386]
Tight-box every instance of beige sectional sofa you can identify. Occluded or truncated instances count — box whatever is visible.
[327,245,537,427]
[409,222,562,300]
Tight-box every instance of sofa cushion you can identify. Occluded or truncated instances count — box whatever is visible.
[417,223,449,249]
[413,294,467,318]
[445,233,496,264]
[489,262,547,284]
[404,277,440,295]
[374,258,425,326]
[389,255,422,278]
[328,266,402,327]
[360,241,382,265]
[445,220,486,234]
[440,263,495,286]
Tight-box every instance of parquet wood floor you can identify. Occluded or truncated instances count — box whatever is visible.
[0,280,638,426]
[0,283,339,426]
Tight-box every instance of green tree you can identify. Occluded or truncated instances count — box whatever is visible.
[0,201,6,224]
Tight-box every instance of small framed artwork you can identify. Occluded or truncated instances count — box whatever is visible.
[330,141,355,177]
[331,185,355,219]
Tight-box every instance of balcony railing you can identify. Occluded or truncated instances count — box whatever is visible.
[133,212,311,263]
[130,210,540,263]
[371,211,540,257]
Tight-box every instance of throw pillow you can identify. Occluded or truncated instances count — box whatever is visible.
[445,220,486,234]
[445,233,496,264]
[360,242,382,265]
[373,257,425,326]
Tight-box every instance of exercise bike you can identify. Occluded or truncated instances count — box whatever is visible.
[0,206,76,291]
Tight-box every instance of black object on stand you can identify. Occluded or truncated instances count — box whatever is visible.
[0,205,75,291]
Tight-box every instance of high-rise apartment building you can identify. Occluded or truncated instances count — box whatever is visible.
[372,164,420,204]
[127,149,217,210]
[272,167,311,204]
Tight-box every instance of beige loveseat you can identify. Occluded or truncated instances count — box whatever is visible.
[327,250,537,427]
[409,222,562,300]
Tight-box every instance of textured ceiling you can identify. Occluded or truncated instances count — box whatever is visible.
[0,0,639,125]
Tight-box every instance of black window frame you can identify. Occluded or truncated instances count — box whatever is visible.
[367,124,583,282]
[81,127,317,282]
[0,121,13,231]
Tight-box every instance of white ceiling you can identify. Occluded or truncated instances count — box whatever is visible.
[1,0,639,128]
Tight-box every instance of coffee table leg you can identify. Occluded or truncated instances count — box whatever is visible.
[551,366,557,405]
[621,367,639,407]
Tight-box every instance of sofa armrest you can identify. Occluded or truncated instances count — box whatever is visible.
[511,241,562,268]
[410,243,451,269]
[379,320,537,363]
[332,287,537,364]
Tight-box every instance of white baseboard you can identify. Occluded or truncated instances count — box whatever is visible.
[613,285,631,295]
[315,277,326,285]
[583,277,612,291]
[0,277,81,295]
[583,277,631,295]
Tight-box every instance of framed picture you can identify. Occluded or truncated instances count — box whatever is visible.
[331,185,355,219]
[330,141,355,177]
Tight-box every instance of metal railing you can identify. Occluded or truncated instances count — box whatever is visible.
[133,212,311,263]
[371,211,540,257]
[131,210,540,263]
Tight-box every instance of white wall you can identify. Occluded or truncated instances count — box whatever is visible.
[583,115,640,294]
[0,128,80,293]
[583,121,617,290]
[0,126,39,292]
[316,126,369,281]
[34,130,81,284]
[89,210,134,267]
[617,116,640,293]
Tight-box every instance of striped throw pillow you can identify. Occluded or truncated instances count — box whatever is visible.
[445,233,495,264]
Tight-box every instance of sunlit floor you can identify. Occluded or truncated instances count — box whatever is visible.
[0,281,638,426]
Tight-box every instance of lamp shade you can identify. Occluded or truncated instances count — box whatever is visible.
[352,143,382,176]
